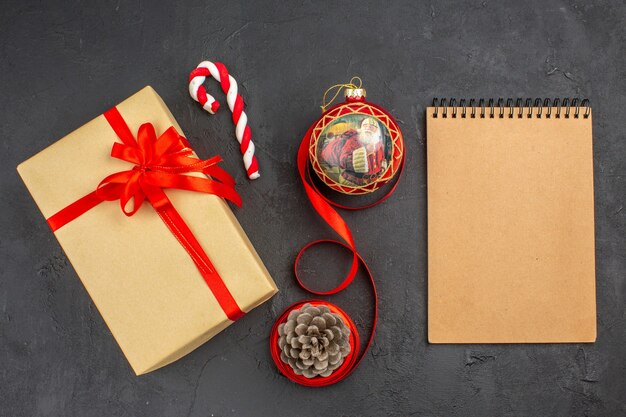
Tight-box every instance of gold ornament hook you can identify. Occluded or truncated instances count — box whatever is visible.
[320,76,363,113]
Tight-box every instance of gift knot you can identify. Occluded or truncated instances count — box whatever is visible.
[134,165,150,173]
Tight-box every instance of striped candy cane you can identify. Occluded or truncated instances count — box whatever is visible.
[189,61,260,180]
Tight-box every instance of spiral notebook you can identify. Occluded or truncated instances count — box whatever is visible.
[427,99,596,343]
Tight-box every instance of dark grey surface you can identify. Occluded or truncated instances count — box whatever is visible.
[1,1,625,416]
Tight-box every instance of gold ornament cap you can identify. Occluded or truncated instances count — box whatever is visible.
[344,88,366,100]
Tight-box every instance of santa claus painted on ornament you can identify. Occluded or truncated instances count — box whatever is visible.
[320,117,388,186]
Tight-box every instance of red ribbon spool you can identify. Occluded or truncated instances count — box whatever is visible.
[269,300,359,387]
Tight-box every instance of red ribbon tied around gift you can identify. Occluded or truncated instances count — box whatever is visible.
[47,107,245,321]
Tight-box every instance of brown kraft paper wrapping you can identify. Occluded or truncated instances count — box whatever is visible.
[17,86,278,374]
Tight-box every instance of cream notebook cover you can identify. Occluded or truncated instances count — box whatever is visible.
[427,99,596,343]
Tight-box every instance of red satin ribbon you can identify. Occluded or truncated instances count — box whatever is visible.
[276,99,405,386]
[46,107,245,322]
[273,123,381,387]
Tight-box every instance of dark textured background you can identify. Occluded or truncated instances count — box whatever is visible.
[1,1,625,416]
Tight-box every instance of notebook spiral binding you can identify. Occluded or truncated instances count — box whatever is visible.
[431,98,591,119]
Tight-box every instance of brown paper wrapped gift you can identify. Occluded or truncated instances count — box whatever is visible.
[17,86,278,375]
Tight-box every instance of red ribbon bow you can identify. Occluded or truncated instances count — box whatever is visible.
[97,112,241,214]
[47,107,245,321]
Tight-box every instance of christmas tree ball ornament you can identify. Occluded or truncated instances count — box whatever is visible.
[270,301,358,385]
[308,77,405,197]
[189,60,260,180]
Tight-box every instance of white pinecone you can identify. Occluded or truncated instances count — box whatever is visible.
[278,303,351,378]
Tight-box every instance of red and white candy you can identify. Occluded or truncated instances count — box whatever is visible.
[189,61,260,180]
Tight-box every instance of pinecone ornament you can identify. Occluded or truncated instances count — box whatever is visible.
[277,303,351,378]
